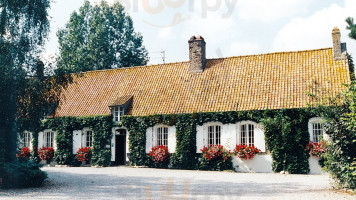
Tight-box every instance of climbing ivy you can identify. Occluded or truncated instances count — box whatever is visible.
[19,108,319,173]
[38,115,113,166]
[122,109,316,174]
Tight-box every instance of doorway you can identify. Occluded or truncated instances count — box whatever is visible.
[115,129,126,165]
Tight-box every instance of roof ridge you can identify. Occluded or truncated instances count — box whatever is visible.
[208,47,332,60]
[78,47,332,75]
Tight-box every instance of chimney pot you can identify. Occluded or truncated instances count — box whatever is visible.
[189,35,206,73]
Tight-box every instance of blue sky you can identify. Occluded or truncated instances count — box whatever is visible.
[45,0,356,65]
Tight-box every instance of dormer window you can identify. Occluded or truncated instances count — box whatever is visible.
[109,95,133,122]
[113,106,124,122]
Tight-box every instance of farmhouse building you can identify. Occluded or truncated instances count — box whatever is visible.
[21,28,352,173]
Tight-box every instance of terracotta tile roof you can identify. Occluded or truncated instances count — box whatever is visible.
[109,95,133,107]
[54,48,351,117]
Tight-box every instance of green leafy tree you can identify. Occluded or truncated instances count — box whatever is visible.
[0,0,51,163]
[57,0,149,73]
[0,0,52,188]
[346,17,356,40]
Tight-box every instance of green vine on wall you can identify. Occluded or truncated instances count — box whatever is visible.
[122,109,316,174]
[39,115,113,166]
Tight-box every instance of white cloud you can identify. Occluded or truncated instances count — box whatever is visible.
[237,0,309,22]
[273,0,356,53]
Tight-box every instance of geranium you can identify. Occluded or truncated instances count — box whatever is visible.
[201,145,232,162]
[306,141,327,158]
[149,145,169,163]
[75,147,92,162]
[37,147,55,162]
[16,147,31,158]
[234,144,261,160]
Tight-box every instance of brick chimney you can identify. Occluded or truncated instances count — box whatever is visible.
[332,27,347,60]
[189,35,206,73]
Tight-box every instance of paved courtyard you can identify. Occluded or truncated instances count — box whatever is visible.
[0,166,355,200]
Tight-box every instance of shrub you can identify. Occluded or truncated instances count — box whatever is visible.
[37,147,54,163]
[199,145,234,171]
[234,145,261,160]
[75,147,92,162]
[148,145,170,168]
[0,161,47,188]
[306,141,327,158]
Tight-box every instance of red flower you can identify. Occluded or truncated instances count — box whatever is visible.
[16,147,31,158]
[76,147,92,162]
[37,147,55,161]
[234,145,261,160]
[201,145,232,161]
[148,145,169,163]
[306,141,327,158]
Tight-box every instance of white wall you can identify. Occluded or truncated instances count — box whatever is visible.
[146,125,176,153]
[197,121,266,152]
[308,157,326,174]
[233,155,273,173]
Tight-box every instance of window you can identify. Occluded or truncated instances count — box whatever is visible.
[312,123,323,143]
[309,118,325,143]
[44,131,54,148]
[240,124,254,146]
[208,125,221,146]
[84,130,93,147]
[157,127,168,147]
[113,106,124,122]
[23,132,31,147]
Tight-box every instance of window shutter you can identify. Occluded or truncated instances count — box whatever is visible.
[196,125,204,153]
[73,130,82,154]
[168,126,176,153]
[146,127,153,153]
[38,132,44,148]
[111,130,115,162]
[29,132,33,150]
[254,125,266,152]
[53,131,57,150]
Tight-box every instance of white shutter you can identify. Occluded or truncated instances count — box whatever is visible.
[168,126,176,153]
[196,125,204,153]
[73,130,82,154]
[146,127,153,153]
[111,131,115,162]
[254,124,266,152]
[53,131,57,150]
[222,124,236,151]
[126,131,130,153]
[38,132,44,149]
[29,132,33,149]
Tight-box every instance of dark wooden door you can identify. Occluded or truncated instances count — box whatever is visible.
[115,129,126,165]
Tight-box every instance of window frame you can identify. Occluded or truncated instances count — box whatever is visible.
[82,128,93,148]
[207,125,221,146]
[44,130,54,148]
[156,126,168,147]
[308,117,325,143]
[113,106,124,122]
[23,131,32,148]
[237,121,256,147]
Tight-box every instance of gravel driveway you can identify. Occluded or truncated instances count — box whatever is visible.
[0,166,355,200]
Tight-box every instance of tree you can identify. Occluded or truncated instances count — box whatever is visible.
[0,0,51,163]
[0,0,52,188]
[346,17,356,40]
[57,0,149,73]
